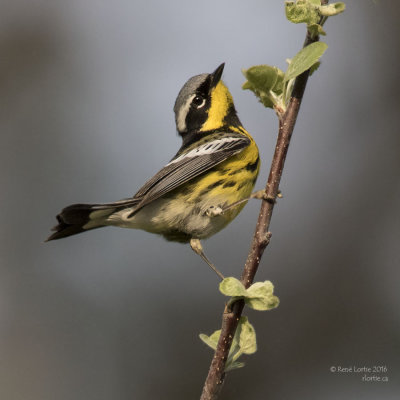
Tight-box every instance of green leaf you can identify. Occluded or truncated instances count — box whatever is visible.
[238,317,257,355]
[242,65,283,94]
[242,65,284,109]
[285,0,320,26]
[284,41,328,82]
[199,329,221,350]
[219,277,247,297]
[201,317,259,372]
[246,281,274,298]
[309,61,321,76]
[225,361,245,372]
[286,0,345,30]
[227,340,241,362]
[220,278,280,311]
[319,2,346,16]
[245,281,280,311]
[308,23,326,37]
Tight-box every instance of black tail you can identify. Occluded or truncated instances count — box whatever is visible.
[46,198,140,241]
[46,204,111,241]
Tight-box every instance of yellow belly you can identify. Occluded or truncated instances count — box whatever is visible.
[106,140,260,242]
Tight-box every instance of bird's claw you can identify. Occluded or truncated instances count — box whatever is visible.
[205,205,224,217]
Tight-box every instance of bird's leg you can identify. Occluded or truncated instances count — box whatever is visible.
[190,238,225,280]
[206,190,283,217]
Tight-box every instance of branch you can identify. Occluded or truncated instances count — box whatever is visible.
[200,4,329,400]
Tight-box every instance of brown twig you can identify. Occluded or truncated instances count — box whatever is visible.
[200,4,329,399]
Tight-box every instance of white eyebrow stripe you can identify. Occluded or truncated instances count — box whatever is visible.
[167,137,242,165]
[176,94,195,132]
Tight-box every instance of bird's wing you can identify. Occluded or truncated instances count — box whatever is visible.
[130,131,250,215]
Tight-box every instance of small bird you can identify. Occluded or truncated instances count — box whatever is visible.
[47,63,260,279]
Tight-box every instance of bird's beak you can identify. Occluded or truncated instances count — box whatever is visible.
[210,63,225,90]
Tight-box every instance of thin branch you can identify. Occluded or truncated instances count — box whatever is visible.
[200,5,329,400]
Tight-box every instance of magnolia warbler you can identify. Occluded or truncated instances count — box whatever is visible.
[47,64,260,279]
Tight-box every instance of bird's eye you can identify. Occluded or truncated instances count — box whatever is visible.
[192,95,206,109]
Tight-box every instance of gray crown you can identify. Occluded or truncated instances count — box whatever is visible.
[173,73,208,117]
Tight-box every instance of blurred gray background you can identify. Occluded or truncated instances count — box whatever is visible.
[0,1,399,399]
